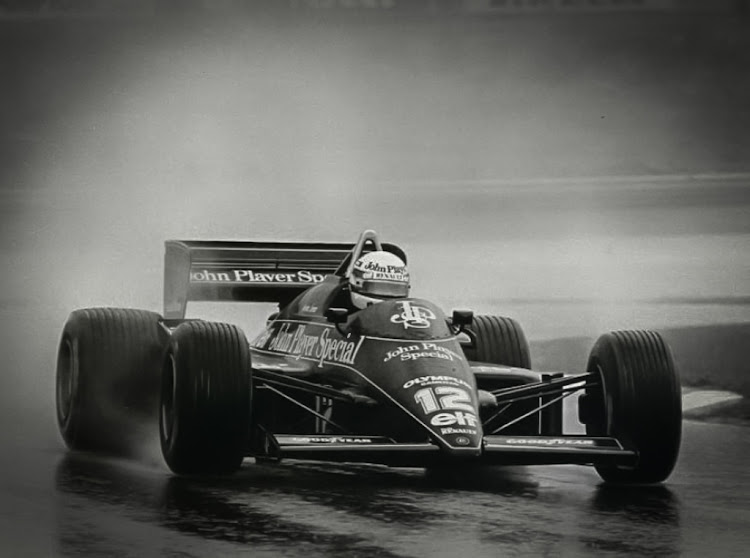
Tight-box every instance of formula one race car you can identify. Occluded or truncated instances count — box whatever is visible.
[55,230,682,483]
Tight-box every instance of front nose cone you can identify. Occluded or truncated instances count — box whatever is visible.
[428,410,483,456]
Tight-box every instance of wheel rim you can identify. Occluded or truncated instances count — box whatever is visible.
[56,338,76,425]
[160,354,177,444]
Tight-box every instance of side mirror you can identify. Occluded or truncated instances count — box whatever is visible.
[452,309,474,328]
[325,308,349,325]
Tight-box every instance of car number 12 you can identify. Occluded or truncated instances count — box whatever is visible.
[414,386,473,414]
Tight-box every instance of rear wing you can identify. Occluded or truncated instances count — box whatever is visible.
[163,238,406,319]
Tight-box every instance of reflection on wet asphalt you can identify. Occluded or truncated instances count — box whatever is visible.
[54,451,688,558]
[585,486,680,555]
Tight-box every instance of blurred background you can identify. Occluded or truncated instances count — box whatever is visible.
[1,0,749,438]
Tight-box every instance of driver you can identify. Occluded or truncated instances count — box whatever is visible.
[349,251,410,310]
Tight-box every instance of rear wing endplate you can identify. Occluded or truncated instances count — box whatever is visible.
[163,238,406,319]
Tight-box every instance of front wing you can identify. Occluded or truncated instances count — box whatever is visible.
[264,434,636,468]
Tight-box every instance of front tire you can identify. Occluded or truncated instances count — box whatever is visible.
[585,330,682,484]
[159,321,251,475]
[56,308,166,454]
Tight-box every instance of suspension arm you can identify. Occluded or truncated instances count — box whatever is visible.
[253,368,357,403]
[491,372,596,405]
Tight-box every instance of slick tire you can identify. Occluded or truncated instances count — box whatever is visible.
[584,330,682,484]
[466,315,538,435]
[56,308,167,454]
[160,321,251,475]
[466,315,531,369]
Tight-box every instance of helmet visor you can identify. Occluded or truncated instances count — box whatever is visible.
[358,279,410,299]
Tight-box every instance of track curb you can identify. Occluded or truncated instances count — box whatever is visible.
[682,388,744,418]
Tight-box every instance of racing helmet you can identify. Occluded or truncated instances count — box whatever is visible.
[349,251,410,310]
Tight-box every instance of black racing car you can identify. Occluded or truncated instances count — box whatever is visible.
[55,230,682,483]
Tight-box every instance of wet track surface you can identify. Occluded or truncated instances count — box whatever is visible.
[0,418,747,557]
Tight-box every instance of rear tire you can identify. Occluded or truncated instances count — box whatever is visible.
[159,321,251,475]
[466,315,537,435]
[584,330,682,484]
[56,308,166,454]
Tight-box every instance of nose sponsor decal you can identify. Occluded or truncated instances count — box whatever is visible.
[402,376,472,390]
[408,383,480,441]
[390,301,436,329]
[384,342,463,363]
[430,411,479,428]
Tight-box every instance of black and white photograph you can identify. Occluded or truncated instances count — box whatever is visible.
[1,1,749,556]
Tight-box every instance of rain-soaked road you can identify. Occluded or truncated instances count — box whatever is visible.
[0,417,747,557]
